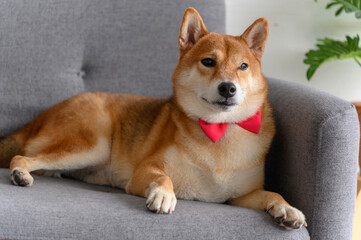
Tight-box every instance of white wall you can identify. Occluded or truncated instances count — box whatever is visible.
[225,0,361,101]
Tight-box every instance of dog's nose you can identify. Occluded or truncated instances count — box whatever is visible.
[218,82,236,98]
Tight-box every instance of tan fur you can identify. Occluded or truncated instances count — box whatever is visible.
[0,136,22,168]
[0,8,306,229]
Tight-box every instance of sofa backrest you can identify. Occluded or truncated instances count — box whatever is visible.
[0,0,225,136]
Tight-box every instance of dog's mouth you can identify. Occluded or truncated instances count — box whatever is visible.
[201,97,237,110]
[213,101,236,107]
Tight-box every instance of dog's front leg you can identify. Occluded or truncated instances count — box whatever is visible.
[229,189,307,230]
[126,160,177,214]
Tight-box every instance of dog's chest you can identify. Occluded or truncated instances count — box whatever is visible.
[164,126,266,202]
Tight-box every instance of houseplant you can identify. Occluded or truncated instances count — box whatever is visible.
[304,0,361,80]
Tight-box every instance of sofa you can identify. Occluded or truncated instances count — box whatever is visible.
[0,1,359,239]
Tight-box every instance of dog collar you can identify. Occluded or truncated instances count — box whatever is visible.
[198,109,261,143]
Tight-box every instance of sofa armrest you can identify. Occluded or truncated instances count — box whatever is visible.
[265,78,359,240]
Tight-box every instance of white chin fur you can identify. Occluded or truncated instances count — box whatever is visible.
[177,94,262,123]
[176,87,263,123]
[176,66,264,123]
[200,97,239,113]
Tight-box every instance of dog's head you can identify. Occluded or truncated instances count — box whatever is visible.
[173,8,269,123]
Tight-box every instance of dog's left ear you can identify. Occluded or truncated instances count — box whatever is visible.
[178,8,208,51]
[241,18,269,59]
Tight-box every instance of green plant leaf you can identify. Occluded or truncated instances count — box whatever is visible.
[335,6,345,15]
[319,0,361,19]
[326,2,340,8]
[304,35,361,80]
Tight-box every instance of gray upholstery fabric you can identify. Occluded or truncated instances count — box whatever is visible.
[266,78,360,240]
[0,169,310,240]
[0,0,224,137]
[0,0,359,239]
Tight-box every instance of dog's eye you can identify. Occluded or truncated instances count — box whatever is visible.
[201,58,216,68]
[238,63,248,71]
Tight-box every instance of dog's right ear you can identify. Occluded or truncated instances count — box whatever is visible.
[178,8,208,52]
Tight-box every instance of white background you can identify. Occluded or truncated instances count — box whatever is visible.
[225,0,361,101]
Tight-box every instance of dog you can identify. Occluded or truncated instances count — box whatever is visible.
[0,8,306,230]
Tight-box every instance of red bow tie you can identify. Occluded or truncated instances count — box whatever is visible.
[198,109,261,143]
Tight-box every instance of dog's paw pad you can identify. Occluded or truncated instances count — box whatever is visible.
[146,186,177,214]
[10,169,34,187]
[267,204,306,230]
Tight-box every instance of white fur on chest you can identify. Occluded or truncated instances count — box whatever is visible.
[164,126,267,203]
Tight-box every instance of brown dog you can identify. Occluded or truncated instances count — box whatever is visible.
[0,8,306,230]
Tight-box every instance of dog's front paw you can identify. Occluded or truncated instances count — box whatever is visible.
[146,185,177,214]
[10,168,34,187]
[267,204,307,230]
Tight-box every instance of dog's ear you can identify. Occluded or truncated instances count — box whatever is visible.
[241,18,269,59]
[178,8,208,51]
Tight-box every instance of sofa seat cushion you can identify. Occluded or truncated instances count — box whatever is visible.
[0,169,309,240]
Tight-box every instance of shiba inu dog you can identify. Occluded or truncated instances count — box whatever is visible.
[0,8,306,230]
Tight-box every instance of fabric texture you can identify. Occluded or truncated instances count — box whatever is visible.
[0,0,359,239]
[0,169,310,240]
[266,78,360,240]
[0,0,225,137]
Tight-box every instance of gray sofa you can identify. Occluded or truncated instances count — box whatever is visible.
[0,1,359,239]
